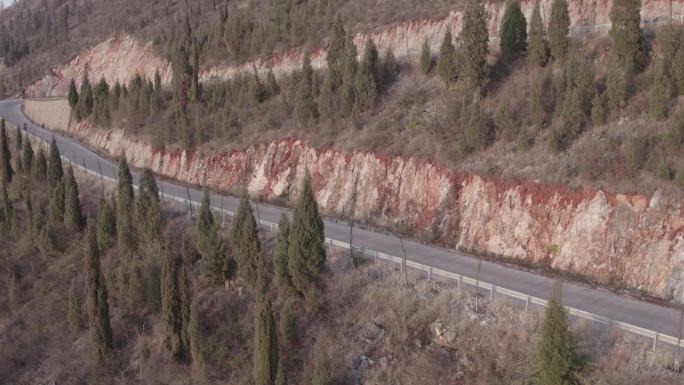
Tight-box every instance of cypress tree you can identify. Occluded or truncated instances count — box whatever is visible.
[528,0,548,66]
[33,146,47,181]
[318,73,335,121]
[339,40,359,116]
[96,195,116,251]
[437,30,458,85]
[609,0,645,73]
[197,186,229,286]
[2,182,14,232]
[47,138,64,222]
[14,127,22,174]
[278,297,297,355]
[25,187,37,240]
[178,255,192,356]
[532,285,576,385]
[274,214,294,295]
[606,57,628,111]
[78,74,94,120]
[64,166,84,232]
[161,242,184,362]
[22,141,33,176]
[649,59,671,120]
[68,78,79,109]
[287,173,326,296]
[464,96,490,152]
[127,261,144,315]
[68,278,82,333]
[420,38,432,74]
[591,92,606,126]
[381,48,399,88]
[116,154,136,256]
[326,17,347,88]
[134,168,162,243]
[460,0,489,91]
[0,119,13,185]
[548,0,570,62]
[188,298,207,377]
[354,62,377,111]
[84,222,113,362]
[230,197,262,290]
[254,292,279,385]
[294,53,317,127]
[499,0,527,62]
[145,260,161,314]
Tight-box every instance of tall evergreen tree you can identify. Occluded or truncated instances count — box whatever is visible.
[161,242,184,362]
[499,0,527,61]
[1,182,14,233]
[649,58,671,120]
[96,195,116,251]
[464,96,491,152]
[287,173,326,296]
[14,127,22,174]
[68,78,79,109]
[64,166,84,232]
[254,291,279,385]
[420,38,432,74]
[294,53,317,127]
[0,120,12,185]
[437,30,458,85]
[188,298,207,377]
[67,277,82,333]
[22,140,33,176]
[78,74,94,120]
[33,146,47,181]
[197,186,229,286]
[230,197,262,290]
[528,0,548,66]
[591,92,606,126]
[548,0,570,62]
[47,138,64,223]
[274,214,294,295]
[606,57,628,111]
[460,0,489,91]
[84,223,113,362]
[116,154,136,256]
[532,285,576,385]
[134,168,162,243]
[326,17,347,88]
[609,0,645,73]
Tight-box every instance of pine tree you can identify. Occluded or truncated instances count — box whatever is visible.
[78,74,94,120]
[0,119,13,185]
[96,195,116,251]
[64,166,84,232]
[145,260,162,314]
[2,183,14,233]
[254,292,279,385]
[287,173,326,296]
[460,0,489,91]
[84,222,113,362]
[649,59,671,120]
[606,57,628,111]
[161,242,184,362]
[528,0,548,66]
[116,154,136,257]
[134,168,162,243]
[33,147,47,181]
[609,0,645,73]
[68,278,82,333]
[197,186,228,286]
[14,127,22,174]
[326,17,347,88]
[464,96,490,152]
[25,188,37,240]
[500,0,527,62]
[47,137,64,223]
[278,297,297,355]
[294,53,317,127]
[230,197,262,290]
[318,73,335,121]
[437,30,458,85]
[381,48,399,88]
[339,40,359,116]
[548,0,570,62]
[68,78,79,109]
[127,261,144,315]
[354,63,377,111]
[274,214,294,295]
[532,285,576,385]
[420,38,432,74]
[22,141,33,176]
[188,298,207,377]
[591,92,606,126]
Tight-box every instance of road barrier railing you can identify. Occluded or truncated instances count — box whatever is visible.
[9,121,684,352]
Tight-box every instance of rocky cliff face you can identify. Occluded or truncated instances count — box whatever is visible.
[28,0,684,96]
[23,99,684,303]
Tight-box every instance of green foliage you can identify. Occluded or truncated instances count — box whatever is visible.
[339,40,359,116]
[0,120,13,185]
[64,166,84,232]
[84,223,113,362]
[77,74,94,120]
[127,261,144,316]
[380,48,399,89]
[649,59,672,120]
[116,154,136,257]
[47,138,64,223]
[548,0,570,62]
[14,128,22,174]
[591,92,606,126]
[609,0,645,73]
[563,54,595,115]
[274,214,294,295]
[134,168,162,243]
[532,286,576,385]
[530,69,554,130]
[528,0,548,66]
[287,173,326,297]
[197,187,229,286]
[33,146,47,181]
[68,79,79,109]
[549,90,582,152]
[230,197,263,290]
[606,58,628,111]
[460,1,489,91]
[665,107,684,152]
[93,78,111,125]
[499,0,527,62]
[420,39,432,74]
[96,195,116,251]
[68,278,82,333]
[293,53,317,127]
[326,17,347,88]
[437,30,458,85]
[657,159,673,180]
[354,62,377,111]
[278,297,297,355]
[161,242,185,362]
[48,176,65,224]
[145,260,161,314]
[318,73,335,121]
[254,294,279,385]
[22,141,33,176]
[676,168,684,187]
[673,48,684,95]
[494,100,517,142]
[188,298,207,377]
[624,135,650,178]
[464,97,491,153]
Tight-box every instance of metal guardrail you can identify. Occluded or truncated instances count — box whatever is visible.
[10,121,684,352]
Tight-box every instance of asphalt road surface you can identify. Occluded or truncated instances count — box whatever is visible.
[1,99,682,342]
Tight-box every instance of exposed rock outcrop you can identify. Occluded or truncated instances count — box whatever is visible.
[22,99,684,303]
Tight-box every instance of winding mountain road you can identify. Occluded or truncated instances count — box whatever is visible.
[0,98,682,345]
